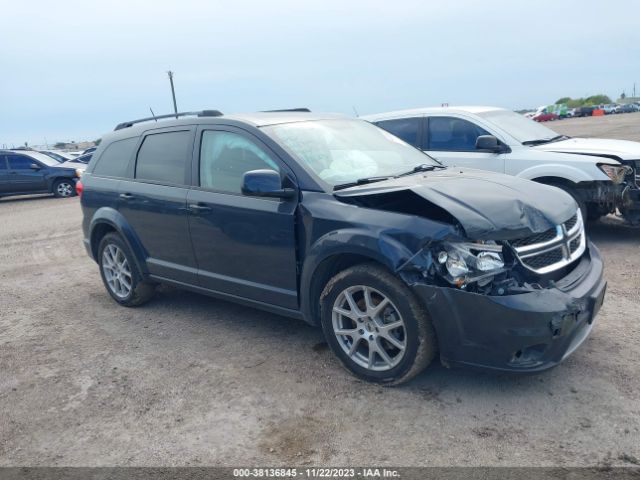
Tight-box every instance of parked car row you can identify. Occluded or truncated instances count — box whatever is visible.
[75,108,615,385]
[525,103,640,121]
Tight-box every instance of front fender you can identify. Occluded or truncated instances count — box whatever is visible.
[299,228,415,324]
[516,164,607,183]
[89,207,149,276]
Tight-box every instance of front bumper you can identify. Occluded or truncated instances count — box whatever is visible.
[411,242,606,372]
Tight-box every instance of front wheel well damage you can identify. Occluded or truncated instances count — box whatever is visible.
[307,253,387,326]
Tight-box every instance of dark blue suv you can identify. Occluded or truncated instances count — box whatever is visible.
[80,110,606,384]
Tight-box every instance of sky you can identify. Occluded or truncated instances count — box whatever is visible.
[1,0,639,147]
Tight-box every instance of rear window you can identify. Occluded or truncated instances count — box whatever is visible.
[135,131,192,184]
[93,138,137,177]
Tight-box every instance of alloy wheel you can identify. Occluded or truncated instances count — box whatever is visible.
[102,244,133,299]
[56,181,74,197]
[331,285,407,371]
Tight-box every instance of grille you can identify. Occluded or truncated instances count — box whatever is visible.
[510,228,557,248]
[522,248,564,270]
[569,234,582,253]
[509,210,586,274]
[564,213,578,232]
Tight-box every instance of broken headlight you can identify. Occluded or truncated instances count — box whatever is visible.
[598,163,629,184]
[433,241,506,287]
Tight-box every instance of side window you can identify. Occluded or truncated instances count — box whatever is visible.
[375,118,421,147]
[427,117,490,151]
[7,155,37,169]
[199,130,280,194]
[92,138,137,177]
[135,131,192,184]
[0,156,6,170]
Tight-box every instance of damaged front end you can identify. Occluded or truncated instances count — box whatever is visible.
[397,210,605,372]
[333,170,607,372]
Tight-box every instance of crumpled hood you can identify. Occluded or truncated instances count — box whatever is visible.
[533,137,640,161]
[334,168,577,239]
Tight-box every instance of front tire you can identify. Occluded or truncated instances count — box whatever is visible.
[320,263,437,385]
[98,233,155,307]
[52,178,76,198]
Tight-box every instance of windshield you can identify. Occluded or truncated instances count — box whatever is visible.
[478,109,559,144]
[263,119,440,188]
[25,151,58,166]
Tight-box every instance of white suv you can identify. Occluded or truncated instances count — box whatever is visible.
[363,106,640,223]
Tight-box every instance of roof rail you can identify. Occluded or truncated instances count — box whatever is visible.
[261,108,311,113]
[114,110,223,131]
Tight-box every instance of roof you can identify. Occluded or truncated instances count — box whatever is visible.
[105,111,348,142]
[361,106,506,121]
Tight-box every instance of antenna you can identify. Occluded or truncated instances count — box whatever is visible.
[150,107,158,122]
[167,71,178,119]
[352,106,359,117]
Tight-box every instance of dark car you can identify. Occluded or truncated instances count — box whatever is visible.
[573,106,594,117]
[0,150,82,199]
[79,110,606,384]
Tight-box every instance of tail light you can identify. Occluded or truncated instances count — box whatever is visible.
[76,179,84,197]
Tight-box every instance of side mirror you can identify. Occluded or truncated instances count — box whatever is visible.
[241,169,296,199]
[30,163,42,170]
[475,135,502,153]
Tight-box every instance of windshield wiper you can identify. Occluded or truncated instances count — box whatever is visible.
[333,176,393,191]
[394,163,446,178]
[523,135,569,146]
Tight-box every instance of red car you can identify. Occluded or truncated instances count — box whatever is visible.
[532,111,559,122]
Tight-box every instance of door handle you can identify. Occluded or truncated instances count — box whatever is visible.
[188,203,212,214]
[119,193,134,200]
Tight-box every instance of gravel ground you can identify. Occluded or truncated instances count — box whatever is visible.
[1,114,639,467]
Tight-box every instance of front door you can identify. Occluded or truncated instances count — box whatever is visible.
[423,116,506,173]
[117,128,198,284]
[187,127,299,309]
[6,154,48,193]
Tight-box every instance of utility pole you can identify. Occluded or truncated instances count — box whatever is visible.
[167,71,178,118]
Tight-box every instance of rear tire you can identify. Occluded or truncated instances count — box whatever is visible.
[98,233,155,307]
[319,263,437,385]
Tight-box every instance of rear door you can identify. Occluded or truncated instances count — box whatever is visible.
[117,128,198,284]
[6,154,48,192]
[423,116,506,173]
[187,126,299,309]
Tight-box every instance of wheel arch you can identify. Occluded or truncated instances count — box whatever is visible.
[517,164,598,183]
[89,207,149,277]
[299,230,414,326]
[530,175,578,188]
